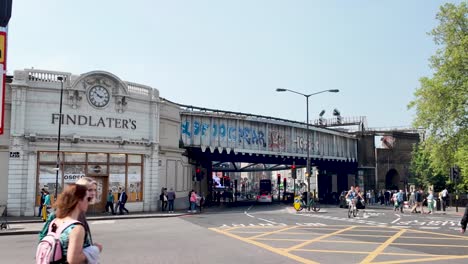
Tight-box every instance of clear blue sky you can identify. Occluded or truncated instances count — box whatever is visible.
[6,0,463,128]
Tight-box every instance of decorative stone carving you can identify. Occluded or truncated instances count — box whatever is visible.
[115,95,128,113]
[68,89,83,109]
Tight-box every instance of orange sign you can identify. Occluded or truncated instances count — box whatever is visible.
[0,33,5,63]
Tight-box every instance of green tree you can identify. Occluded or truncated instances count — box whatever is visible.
[409,143,446,192]
[408,2,468,191]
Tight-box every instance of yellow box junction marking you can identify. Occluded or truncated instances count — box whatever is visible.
[286,225,356,252]
[209,227,319,264]
[247,225,298,239]
[371,255,468,264]
[210,225,468,264]
[360,228,407,264]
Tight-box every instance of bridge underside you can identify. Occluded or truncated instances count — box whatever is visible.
[186,147,358,201]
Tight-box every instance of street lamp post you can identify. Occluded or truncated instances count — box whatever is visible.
[275,88,339,211]
[55,76,65,201]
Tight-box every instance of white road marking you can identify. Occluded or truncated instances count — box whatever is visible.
[395,214,401,218]
[391,218,401,224]
[419,226,440,230]
[257,218,277,224]
[90,220,115,225]
[244,205,255,218]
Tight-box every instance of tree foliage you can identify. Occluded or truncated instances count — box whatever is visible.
[408,2,468,191]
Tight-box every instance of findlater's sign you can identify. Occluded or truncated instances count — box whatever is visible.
[52,114,137,130]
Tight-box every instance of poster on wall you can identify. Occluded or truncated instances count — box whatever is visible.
[128,173,141,201]
[109,173,125,193]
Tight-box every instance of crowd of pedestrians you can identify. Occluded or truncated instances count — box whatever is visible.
[361,187,451,214]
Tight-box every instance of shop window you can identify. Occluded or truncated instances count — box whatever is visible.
[65,152,86,163]
[39,152,62,163]
[88,153,108,163]
[128,154,142,163]
[109,165,126,200]
[37,165,62,205]
[127,166,142,202]
[37,151,143,205]
[63,165,86,184]
[110,153,126,163]
[87,164,108,175]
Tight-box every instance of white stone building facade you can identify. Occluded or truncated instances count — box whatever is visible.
[0,69,191,216]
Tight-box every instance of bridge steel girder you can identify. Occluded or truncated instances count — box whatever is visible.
[180,112,358,163]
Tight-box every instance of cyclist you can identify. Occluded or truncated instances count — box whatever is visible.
[345,186,356,208]
[354,186,365,209]
[346,186,364,209]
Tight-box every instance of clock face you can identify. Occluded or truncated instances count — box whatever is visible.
[88,86,110,108]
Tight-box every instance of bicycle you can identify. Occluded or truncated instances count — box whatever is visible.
[347,198,358,218]
[293,195,321,212]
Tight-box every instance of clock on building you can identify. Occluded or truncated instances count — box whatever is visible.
[88,85,110,108]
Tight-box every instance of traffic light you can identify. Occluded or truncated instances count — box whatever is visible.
[283,178,287,192]
[453,166,460,180]
[277,174,281,185]
[195,168,202,181]
[291,164,297,179]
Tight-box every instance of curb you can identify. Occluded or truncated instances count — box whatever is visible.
[0,213,190,236]
[6,212,190,224]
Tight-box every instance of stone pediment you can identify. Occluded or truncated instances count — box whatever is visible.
[69,71,129,111]
[71,71,129,96]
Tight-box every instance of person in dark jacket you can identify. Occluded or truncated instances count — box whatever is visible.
[119,187,129,215]
[461,204,468,234]
[38,188,46,217]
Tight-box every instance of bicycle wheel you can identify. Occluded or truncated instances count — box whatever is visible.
[353,208,357,217]
[312,202,321,212]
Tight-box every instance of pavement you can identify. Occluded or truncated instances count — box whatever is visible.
[0,210,192,236]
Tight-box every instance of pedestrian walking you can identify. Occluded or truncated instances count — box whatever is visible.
[188,189,194,211]
[160,188,168,211]
[41,190,51,222]
[189,191,197,213]
[426,190,434,214]
[441,188,449,211]
[167,188,176,213]
[411,188,423,213]
[460,203,468,234]
[36,184,101,263]
[105,190,115,215]
[395,190,404,213]
[38,177,103,262]
[38,188,46,218]
[118,187,129,215]
[409,189,415,207]
[384,190,390,206]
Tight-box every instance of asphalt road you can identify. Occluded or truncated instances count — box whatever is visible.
[2,204,467,263]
